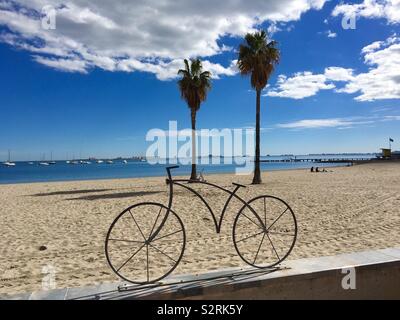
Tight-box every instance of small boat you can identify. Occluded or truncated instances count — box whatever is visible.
[106,160,113,164]
[39,153,50,166]
[3,150,16,167]
[96,160,104,164]
[3,161,16,167]
[48,152,56,165]
[123,160,128,164]
[66,160,70,164]
[28,162,34,165]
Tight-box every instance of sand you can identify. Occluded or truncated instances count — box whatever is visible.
[0,162,399,294]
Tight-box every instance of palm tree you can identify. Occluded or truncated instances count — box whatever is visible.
[237,30,280,184]
[178,58,212,180]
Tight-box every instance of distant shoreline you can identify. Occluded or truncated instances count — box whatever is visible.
[2,156,396,186]
[0,162,359,186]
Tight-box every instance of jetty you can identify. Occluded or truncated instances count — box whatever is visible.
[259,157,373,164]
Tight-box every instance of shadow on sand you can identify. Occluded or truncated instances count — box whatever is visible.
[30,189,114,197]
[65,191,162,201]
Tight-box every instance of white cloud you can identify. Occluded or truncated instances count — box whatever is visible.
[383,115,400,120]
[337,35,400,101]
[332,0,400,24]
[267,23,282,35]
[276,115,400,130]
[33,55,89,73]
[324,66,354,81]
[0,0,328,79]
[326,30,337,38]
[277,118,356,129]
[266,67,353,99]
[361,40,384,54]
[266,72,335,99]
[267,35,400,101]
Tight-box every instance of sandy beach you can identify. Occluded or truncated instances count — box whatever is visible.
[1,162,399,295]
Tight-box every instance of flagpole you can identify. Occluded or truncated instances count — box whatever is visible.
[389,137,391,150]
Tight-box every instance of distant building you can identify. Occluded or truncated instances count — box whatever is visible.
[380,149,400,159]
[381,148,391,158]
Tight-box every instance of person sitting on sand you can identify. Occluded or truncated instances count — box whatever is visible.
[315,167,320,172]
[310,166,314,172]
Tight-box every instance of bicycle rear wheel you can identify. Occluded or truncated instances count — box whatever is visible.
[105,202,185,284]
[233,195,297,268]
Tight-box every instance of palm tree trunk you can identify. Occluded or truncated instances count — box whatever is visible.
[252,89,262,184]
[190,108,197,181]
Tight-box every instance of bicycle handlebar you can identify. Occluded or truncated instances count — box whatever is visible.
[166,166,179,181]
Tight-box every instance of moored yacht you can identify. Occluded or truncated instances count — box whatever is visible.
[3,150,16,167]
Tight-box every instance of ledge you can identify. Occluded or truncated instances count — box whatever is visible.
[2,247,399,300]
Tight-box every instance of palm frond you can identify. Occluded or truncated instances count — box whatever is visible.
[236,29,280,90]
[177,58,212,111]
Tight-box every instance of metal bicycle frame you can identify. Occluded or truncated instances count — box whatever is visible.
[147,166,265,243]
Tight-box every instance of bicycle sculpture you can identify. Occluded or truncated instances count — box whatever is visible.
[105,166,297,284]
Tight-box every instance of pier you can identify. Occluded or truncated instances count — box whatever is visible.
[259,158,373,164]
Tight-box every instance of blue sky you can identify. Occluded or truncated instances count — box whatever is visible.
[0,0,399,160]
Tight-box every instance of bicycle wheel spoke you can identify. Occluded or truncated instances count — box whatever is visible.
[253,233,266,265]
[266,233,280,261]
[129,209,146,241]
[146,245,149,282]
[148,206,163,239]
[267,208,288,231]
[241,212,263,230]
[149,243,177,264]
[151,229,183,243]
[117,243,145,272]
[264,197,267,227]
[268,231,295,237]
[236,231,264,243]
[108,238,144,243]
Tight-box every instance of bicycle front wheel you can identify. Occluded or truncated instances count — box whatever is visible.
[105,202,186,284]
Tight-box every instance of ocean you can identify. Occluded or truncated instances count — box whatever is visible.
[0,154,375,184]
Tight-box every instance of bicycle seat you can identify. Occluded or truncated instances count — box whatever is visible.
[232,182,246,188]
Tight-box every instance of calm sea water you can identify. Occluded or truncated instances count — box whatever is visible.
[0,155,375,184]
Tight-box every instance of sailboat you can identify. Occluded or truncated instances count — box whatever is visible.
[3,150,16,167]
[39,153,50,166]
[48,152,56,165]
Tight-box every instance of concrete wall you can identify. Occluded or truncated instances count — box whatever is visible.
[184,261,400,300]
